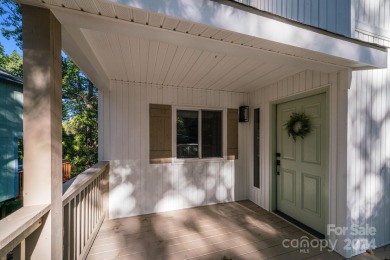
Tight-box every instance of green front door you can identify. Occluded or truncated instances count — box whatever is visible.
[276,93,327,234]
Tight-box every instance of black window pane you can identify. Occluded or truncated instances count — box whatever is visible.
[202,111,222,158]
[177,110,198,158]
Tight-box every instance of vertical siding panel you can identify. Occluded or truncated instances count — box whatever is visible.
[287,77,293,96]
[297,0,304,22]
[182,87,188,105]
[348,71,357,242]
[319,0,327,29]
[177,86,182,104]
[282,78,288,97]
[380,0,385,28]
[355,69,363,235]
[328,72,338,233]
[387,66,390,243]
[311,0,319,27]
[201,89,207,106]
[232,0,350,36]
[293,74,299,94]
[277,80,284,98]
[286,0,291,19]
[312,71,321,88]
[157,85,164,103]
[305,70,313,90]
[264,0,269,13]
[361,69,368,238]
[172,86,178,104]
[129,83,136,158]
[304,0,311,25]
[103,89,111,160]
[140,83,148,160]
[374,0,379,27]
[375,69,381,243]
[98,90,104,160]
[320,72,329,85]
[162,85,170,104]
[272,0,277,14]
[299,71,306,92]
[379,68,386,244]
[111,82,118,159]
[206,89,212,106]
[385,0,390,30]
[327,0,336,33]
[122,84,129,160]
[291,0,298,20]
[134,83,141,160]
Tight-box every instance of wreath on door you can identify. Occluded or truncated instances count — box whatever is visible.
[284,112,312,141]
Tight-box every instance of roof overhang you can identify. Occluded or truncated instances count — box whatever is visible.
[108,0,387,69]
[17,0,388,92]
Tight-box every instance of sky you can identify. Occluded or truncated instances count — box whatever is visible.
[0,2,21,55]
[0,32,20,54]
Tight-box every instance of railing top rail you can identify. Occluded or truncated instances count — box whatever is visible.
[62,161,109,206]
[0,204,50,257]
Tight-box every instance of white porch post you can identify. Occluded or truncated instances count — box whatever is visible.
[22,5,63,259]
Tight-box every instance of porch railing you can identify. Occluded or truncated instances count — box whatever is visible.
[0,204,50,259]
[62,161,109,260]
[0,161,109,260]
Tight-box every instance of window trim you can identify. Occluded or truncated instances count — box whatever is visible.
[173,106,226,163]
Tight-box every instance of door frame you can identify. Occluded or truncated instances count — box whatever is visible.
[269,85,330,236]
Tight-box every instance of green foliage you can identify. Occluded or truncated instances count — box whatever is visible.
[0,198,22,217]
[0,1,98,177]
[0,0,23,76]
[0,0,22,48]
[62,57,98,176]
[0,44,22,77]
[17,139,23,163]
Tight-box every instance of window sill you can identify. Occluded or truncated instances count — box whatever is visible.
[173,157,226,164]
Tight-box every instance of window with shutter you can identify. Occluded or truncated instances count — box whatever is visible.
[176,109,222,159]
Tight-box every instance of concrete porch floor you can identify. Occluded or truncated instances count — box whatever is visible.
[87,201,388,259]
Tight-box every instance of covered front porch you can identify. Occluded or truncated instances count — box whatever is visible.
[88,200,343,259]
[1,0,388,259]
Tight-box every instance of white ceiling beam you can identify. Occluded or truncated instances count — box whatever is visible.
[62,26,110,92]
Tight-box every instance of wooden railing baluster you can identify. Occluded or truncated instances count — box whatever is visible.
[0,161,108,260]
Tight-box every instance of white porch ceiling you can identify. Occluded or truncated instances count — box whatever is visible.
[18,0,388,92]
[80,28,301,92]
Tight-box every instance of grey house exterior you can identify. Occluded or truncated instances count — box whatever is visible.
[0,69,23,203]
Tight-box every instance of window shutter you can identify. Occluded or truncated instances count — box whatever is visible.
[149,104,172,164]
[227,109,238,160]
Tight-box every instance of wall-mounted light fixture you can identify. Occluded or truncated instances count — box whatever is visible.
[239,106,249,122]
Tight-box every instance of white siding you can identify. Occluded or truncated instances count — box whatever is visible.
[248,70,351,256]
[351,2,390,255]
[100,81,249,219]
[233,0,352,37]
[348,61,390,256]
[354,0,390,46]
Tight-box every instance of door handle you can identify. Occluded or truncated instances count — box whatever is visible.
[276,153,281,175]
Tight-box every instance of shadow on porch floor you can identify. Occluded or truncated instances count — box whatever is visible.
[87,201,352,259]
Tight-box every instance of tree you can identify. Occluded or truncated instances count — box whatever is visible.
[0,1,98,176]
[0,44,22,77]
[62,57,98,175]
[0,0,22,48]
